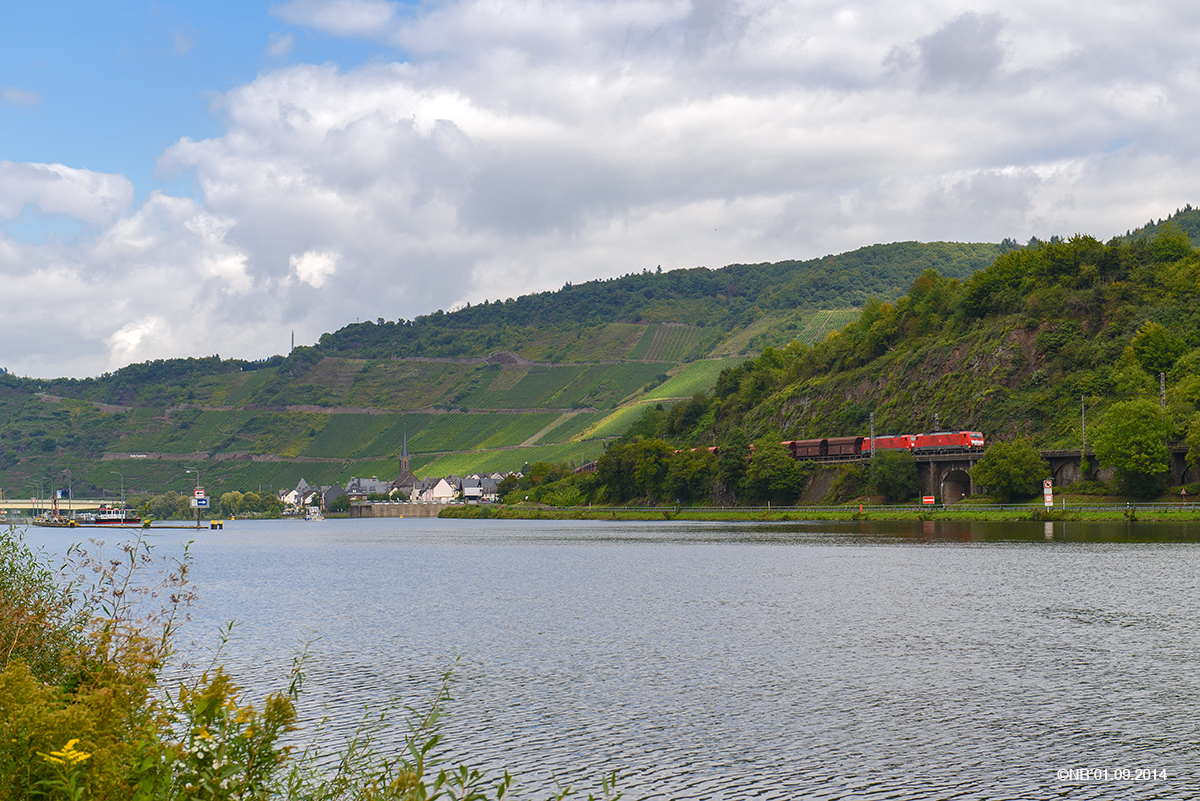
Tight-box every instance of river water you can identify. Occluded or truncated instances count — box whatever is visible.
[32,518,1200,799]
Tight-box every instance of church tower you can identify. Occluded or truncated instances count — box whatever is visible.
[399,431,411,477]
[394,431,416,496]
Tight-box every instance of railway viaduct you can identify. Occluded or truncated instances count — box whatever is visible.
[914,445,1196,504]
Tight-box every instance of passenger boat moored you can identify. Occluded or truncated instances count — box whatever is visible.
[81,504,143,526]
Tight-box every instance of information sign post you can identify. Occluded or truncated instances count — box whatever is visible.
[1043,479,1053,509]
[190,487,207,528]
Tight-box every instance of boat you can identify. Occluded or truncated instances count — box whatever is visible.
[305,506,324,521]
[31,497,78,527]
[81,504,143,526]
[32,513,77,527]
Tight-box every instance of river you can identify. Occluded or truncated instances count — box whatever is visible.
[31,517,1200,799]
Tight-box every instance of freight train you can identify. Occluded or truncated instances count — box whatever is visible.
[782,430,984,460]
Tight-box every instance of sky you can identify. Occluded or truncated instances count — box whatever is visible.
[2,1,1198,379]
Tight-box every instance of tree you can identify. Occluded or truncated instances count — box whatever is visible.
[595,439,672,502]
[969,439,1050,501]
[496,474,520,499]
[665,449,717,504]
[871,449,918,502]
[1149,220,1193,263]
[1092,398,1172,498]
[219,491,244,517]
[259,495,284,518]
[240,491,262,514]
[632,439,674,500]
[1186,412,1200,471]
[1130,321,1186,376]
[716,429,750,498]
[742,434,806,505]
[1110,346,1155,397]
[597,442,639,501]
[148,493,187,520]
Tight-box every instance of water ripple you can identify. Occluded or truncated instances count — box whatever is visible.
[74,518,1200,800]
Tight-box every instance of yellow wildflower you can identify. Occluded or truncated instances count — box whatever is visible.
[40,739,91,766]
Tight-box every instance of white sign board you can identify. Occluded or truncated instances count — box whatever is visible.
[194,488,206,499]
[190,497,210,508]
[1043,479,1053,508]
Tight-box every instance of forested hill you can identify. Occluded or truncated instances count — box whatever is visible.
[319,241,999,359]
[662,217,1200,456]
[1121,204,1200,244]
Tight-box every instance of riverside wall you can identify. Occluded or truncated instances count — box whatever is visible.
[349,502,452,518]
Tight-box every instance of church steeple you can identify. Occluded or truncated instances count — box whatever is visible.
[398,431,411,477]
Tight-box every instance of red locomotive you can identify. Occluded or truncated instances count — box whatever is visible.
[911,431,985,454]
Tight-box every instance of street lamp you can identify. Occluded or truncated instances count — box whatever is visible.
[109,471,125,506]
[185,469,205,528]
[61,469,73,518]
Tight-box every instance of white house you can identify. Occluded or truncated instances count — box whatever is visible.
[418,477,457,503]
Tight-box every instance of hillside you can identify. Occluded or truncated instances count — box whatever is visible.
[0,240,999,501]
[636,211,1200,472]
[489,209,1200,508]
[731,214,1200,447]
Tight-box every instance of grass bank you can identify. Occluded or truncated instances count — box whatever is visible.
[442,502,1200,523]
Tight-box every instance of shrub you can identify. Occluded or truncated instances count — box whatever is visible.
[871,450,919,502]
[0,527,85,683]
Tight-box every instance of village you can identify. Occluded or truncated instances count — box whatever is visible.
[278,435,508,513]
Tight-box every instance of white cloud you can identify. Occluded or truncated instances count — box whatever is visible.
[173,31,194,56]
[107,317,171,367]
[290,249,340,287]
[0,161,133,226]
[266,31,295,58]
[2,86,42,106]
[271,0,400,38]
[914,12,1008,89]
[6,0,1200,377]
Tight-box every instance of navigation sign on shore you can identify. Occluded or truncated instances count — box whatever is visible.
[194,488,206,499]
[1043,479,1054,508]
[922,496,935,505]
[190,497,210,508]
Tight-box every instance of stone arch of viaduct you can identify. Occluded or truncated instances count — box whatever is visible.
[912,446,1195,504]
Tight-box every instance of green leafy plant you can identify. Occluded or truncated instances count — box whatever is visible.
[969,439,1051,502]
[871,450,918,503]
[1092,398,1172,498]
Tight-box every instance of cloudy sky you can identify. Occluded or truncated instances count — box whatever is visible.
[1,1,1197,378]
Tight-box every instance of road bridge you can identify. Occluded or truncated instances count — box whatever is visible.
[0,499,109,511]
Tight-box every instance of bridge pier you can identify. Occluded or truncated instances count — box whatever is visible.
[916,454,982,504]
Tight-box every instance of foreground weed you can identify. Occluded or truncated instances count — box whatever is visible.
[1,526,634,801]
